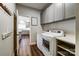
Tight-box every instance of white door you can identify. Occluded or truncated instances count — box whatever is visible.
[0,7,13,56]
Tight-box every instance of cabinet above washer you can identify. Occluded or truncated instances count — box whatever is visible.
[64,3,76,18]
[41,3,76,25]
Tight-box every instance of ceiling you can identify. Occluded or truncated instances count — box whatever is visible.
[17,3,51,11]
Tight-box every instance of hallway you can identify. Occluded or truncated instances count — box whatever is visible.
[18,35,31,56]
[18,35,44,56]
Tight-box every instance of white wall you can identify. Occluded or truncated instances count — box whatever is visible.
[0,3,16,56]
[16,4,42,44]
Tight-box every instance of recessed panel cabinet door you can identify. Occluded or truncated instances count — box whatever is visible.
[54,3,65,21]
[47,4,55,23]
[42,8,49,23]
[65,3,76,18]
[0,7,13,56]
[42,4,55,23]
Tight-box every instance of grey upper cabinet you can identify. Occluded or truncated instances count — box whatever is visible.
[41,3,76,24]
[42,4,55,23]
[47,4,55,23]
[65,3,76,18]
[54,3,65,21]
[42,3,65,24]
[42,7,49,23]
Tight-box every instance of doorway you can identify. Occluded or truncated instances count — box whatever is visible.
[17,15,31,56]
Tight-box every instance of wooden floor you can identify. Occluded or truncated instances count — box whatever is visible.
[30,44,44,56]
[18,35,44,56]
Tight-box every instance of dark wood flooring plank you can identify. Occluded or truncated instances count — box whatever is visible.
[30,44,44,56]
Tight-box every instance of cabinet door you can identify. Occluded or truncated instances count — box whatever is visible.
[65,3,76,18]
[42,4,55,23]
[42,8,48,23]
[54,3,65,21]
[47,4,55,23]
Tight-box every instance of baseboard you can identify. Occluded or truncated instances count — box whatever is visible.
[30,42,36,45]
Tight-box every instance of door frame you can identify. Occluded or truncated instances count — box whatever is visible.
[13,13,17,56]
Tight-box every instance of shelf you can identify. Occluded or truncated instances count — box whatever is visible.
[57,51,65,56]
[57,45,75,55]
[57,51,74,56]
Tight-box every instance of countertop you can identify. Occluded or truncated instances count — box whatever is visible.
[56,34,75,45]
[41,32,75,45]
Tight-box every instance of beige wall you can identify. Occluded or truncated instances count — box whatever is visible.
[16,4,42,43]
